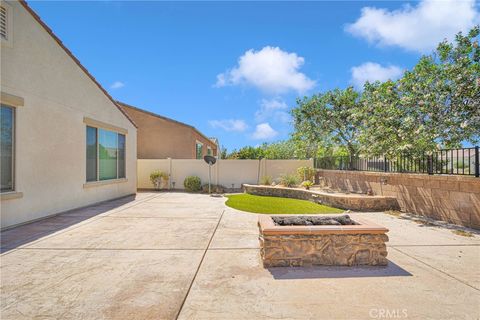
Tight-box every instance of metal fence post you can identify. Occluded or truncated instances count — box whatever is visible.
[384,156,387,172]
[427,155,433,175]
[475,146,479,178]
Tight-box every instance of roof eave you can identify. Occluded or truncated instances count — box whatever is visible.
[18,0,138,128]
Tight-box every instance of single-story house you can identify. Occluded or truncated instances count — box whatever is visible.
[0,1,138,229]
[118,102,218,159]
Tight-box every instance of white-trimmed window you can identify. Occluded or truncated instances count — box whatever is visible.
[207,146,212,156]
[196,141,203,159]
[0,104,15,192]
[86,126,126,182]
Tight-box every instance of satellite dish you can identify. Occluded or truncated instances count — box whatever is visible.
[204,155,216,165]
[203,155,217,195]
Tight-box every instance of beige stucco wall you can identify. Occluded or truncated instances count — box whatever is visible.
[0,1,137,228]
[137,159,314,190]
[317,170,480,229]
[263,159,313,180]
[120,104,217,159]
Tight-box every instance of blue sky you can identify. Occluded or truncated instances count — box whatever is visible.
[30,1,479,151]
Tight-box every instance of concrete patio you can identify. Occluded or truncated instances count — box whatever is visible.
[1,192,479,319]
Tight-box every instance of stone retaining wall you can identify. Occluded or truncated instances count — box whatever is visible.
[317,170,480,229]
[243,184,399,211]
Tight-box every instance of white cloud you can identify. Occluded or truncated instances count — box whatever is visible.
[209,119,248,132]
[255,98,291,123]
[215,46,315,94]
[110,81,125,89]
[346,0,480,53]
[252,123,278,140]
[351,62,403,89]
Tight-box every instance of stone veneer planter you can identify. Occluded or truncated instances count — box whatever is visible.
[244,184,399,211]
[258,215,389,267]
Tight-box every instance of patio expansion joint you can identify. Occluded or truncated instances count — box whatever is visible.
[100,216,221,220]
[8,247,206,251]
[174,209,226,320]
[391,246,480,292]
[389,244,480,247]
[208,247,260,250]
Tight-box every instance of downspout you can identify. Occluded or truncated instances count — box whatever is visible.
[168,157,172,189]
[257,157,263,185]
[214,138,220,187]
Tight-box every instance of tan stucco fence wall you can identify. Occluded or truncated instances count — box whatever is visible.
[138,159,314,190]
[317,170,480,229]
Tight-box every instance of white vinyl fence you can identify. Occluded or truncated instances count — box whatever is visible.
[137,158,314,190]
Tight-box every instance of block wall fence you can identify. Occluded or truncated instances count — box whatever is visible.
[317,170,480,229]
[137,159,314,190]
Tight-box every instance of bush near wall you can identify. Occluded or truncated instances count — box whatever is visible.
[297,166,316,182]
[184,176,202,192]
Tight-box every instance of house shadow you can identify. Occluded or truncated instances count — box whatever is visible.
[267,260,412,280]
[0,194,140,254]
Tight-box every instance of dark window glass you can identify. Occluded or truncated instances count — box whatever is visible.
[0,105,14,192]
[196,143,203,159]
[118,134,125,178]
[86,126,126,182]
[98,129,118,180]
[86,126,97,182]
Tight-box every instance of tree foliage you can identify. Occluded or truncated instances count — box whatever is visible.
[359,27,480,156]
[292,87,362,156]
[224,137,349,159]
[292,27,480,157]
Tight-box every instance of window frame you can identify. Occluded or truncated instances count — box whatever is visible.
[0,104,15,193]
[117,133,126,179]
[207,146,212,156]
[196,141,203,159]
[86,126,98,182]
[85,125,126,184]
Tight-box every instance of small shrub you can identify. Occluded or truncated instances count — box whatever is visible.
[385,210,402,217]
[259,176,272,185]
[279,174,299,187]
[202,183,225,193]
[452,229,474,237]
[301,180,314,190]
[150,170,168,189]
[297,166,316,182]
[184,176,202,192]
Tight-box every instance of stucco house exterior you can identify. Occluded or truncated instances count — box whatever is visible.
[0,1,137,229]
[118,102,218,159]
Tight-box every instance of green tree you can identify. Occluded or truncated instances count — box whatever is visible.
[226,139,319,160]
[292,87,363,156]
[262,141,298,159]
[227,146,265,159]
[359,80,418,156]
[403,26,480,148]
[359,27,480,156]
[220,145,228,159]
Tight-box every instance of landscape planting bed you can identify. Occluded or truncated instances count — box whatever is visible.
[244,184,399,211]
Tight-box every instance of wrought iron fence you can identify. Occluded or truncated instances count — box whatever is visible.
[314,147,479,177]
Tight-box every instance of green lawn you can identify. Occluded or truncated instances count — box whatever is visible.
[225,193,344,214]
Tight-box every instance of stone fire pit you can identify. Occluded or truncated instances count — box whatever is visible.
[258,215,389,267]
